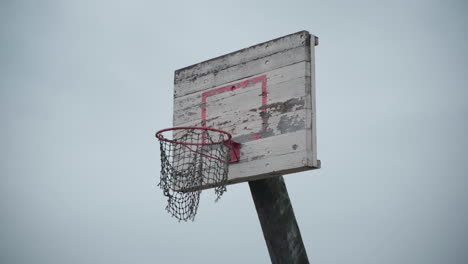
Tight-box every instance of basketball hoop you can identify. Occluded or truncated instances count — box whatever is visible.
[155,126,240,221]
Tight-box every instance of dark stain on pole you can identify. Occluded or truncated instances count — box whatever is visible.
[249,176,309,264]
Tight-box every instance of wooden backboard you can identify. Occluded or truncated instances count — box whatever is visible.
[173,31,320,189]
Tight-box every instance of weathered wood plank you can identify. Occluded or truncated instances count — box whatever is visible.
[174,77,310,127]
[305,45,318,167]
[236,130,309,161]
[173,62,309,122]
[229,150,313,183]
[173,61,309,115]
[171,128,309,163]
[175,108,309,142]
[175,31,312,82]
[174,45,309,98]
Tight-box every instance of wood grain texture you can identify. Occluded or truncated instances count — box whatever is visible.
[172,31,319,189]
[175,31,311,82]
[174,46,309,98]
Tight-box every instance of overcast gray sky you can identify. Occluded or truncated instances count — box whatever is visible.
[1,0,467,263]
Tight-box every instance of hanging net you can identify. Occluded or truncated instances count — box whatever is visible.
[156,127,233,221]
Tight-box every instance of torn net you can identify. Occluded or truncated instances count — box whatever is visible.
[158,128,230,221]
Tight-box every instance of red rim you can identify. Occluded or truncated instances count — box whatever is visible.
[155,126,232,145]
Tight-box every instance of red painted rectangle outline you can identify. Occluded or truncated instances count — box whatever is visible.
[201,75,268,141]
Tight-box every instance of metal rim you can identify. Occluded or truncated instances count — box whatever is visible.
[155,126,232,145]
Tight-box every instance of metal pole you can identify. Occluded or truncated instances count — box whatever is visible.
[249,175,309,264]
